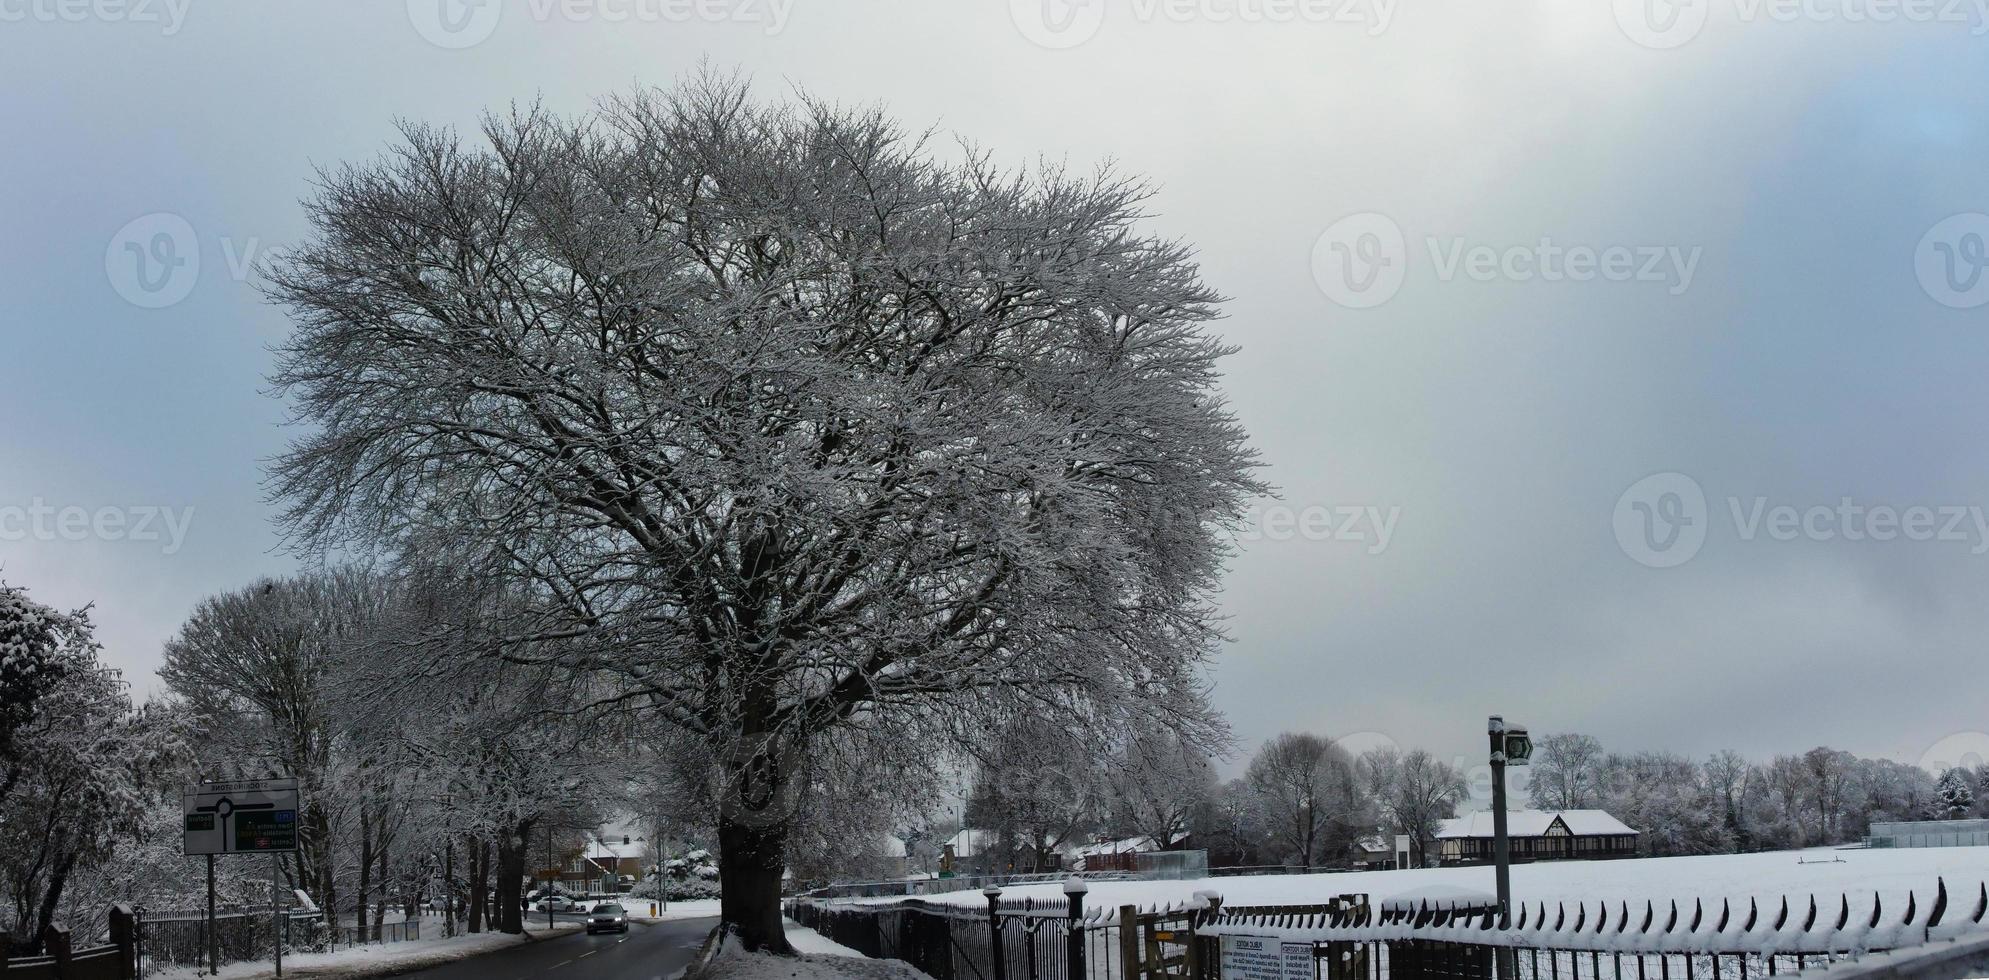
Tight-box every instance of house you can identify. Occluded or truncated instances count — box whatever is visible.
[547,819,650,894]
[1070,832,1185,873]
[1348,836,1395,869]
[1434,809,1638,866]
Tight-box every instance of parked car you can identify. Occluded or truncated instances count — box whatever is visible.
[533,895,580,913]
[587,902,629,934]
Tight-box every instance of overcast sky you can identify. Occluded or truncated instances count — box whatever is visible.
[4,0,1988,790]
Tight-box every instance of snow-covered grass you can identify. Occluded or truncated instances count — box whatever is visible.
[692,921,929,980]
[145,918,583,979]
[627,897,724,920]
[841,847,1989,914]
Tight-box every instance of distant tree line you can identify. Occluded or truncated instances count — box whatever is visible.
[1524,732,1969,856]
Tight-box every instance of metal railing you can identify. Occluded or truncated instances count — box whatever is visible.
[795,877,1989,980]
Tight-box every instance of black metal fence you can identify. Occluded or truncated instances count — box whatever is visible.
[138,908,421,969]
[791,877,1989,980]
[790,885,1164,980]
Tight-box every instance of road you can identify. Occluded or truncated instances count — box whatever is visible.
[393,916,718,980]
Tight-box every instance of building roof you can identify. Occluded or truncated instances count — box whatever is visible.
[1435,809,1638,839]
[1071,832,1185,857]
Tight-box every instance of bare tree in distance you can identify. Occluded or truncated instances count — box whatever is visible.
[263,70,1261,951]
[1244,732,1364,868]
[1366,748,1467,867]
[1527,733,1605,810]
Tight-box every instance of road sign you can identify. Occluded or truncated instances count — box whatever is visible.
[184,778,300,855]
[1505,725,1532,766]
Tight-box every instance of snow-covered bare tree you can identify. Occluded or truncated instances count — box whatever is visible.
[1527,733,1604,810]
[963,716,1108,873]
[262,71,1260,950]
[159,570,392,930]
[1104,723,1217,851]
[1243,732,1364,868]
[1364,748,1467,867]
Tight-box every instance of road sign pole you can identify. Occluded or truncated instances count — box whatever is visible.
[273,852,283,977]
[206,854,217,976]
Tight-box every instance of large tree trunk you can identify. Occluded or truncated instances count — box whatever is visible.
[357,809,373,938]
[466,837,487,934]
[494,820,531,935]
[718,812,791,954]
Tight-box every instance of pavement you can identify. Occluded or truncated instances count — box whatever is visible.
[389,915,718,980]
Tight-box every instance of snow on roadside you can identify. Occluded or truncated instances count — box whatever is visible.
[695,925,929,980]
[784,917,865,957]
[836,847,1989,914]
[629,897,724,921]
[144,919,584,979]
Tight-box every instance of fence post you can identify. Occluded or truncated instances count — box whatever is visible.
[1120,906,1141,980]
[111,904,137,979]
[46,924,73,975]
[987,888,1008,980]
[1066,880,1089,980]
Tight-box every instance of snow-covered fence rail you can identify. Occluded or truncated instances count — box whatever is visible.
[1197,877,1989,979]
[796,878,1989,980]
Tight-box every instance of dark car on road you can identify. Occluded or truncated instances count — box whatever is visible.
[587,902,629,934]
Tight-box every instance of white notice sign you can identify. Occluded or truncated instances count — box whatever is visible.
[1218,936,1315,980]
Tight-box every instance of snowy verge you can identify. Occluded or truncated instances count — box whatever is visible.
[145,919,584,979]
[629,897,724,921]
[691,923,930,980]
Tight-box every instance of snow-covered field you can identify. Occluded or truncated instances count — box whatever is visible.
[845,847,1989,914]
